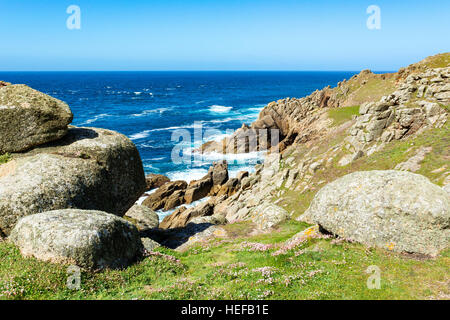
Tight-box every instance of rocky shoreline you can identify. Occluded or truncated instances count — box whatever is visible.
[0,53,449,270]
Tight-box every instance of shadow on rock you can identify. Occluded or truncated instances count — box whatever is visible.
[141,222,215,250]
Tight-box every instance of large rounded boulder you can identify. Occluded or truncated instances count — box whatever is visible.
[0,126,146,236]
[10,209,143,270]
[0,84,73,153]
[301,170,449,256]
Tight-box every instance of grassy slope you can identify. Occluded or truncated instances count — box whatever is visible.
[1,222,449,300]
[328,105,360,126]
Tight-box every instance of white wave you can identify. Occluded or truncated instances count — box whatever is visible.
[200,150,266,164]
[206,117,238,124]
[79,113,111,125]
[136,189,157,205]
[130,107,170,117]
[130,123,203,139]
[207,133,230,143]
[134,92,142,95]
[209,105,233,113]
[138,142,157,148]
[143,163,159,172]
[167,168,208,183]
[130,131,151,140]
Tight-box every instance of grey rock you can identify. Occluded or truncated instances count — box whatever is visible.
[141,237,161,251]
[443,183,450,195]
[251,203,289,230]
[301,170,449,256]
[125,205,159,231]
[0,84,73,153]
[209,160,229,185]
[10,209,143,270]
[395,147,432,172]
[0,127,146,236]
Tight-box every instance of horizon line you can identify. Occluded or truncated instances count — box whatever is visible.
[0,69,396,73]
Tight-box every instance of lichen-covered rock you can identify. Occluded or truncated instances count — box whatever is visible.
[301,170,450,256]
[250,203,289,230]
[125,205,159,231]
[0,84,73,153]
[443,183,450,195]
[0,127,146,235]
[9,209,143,270]
[141,237,161,251]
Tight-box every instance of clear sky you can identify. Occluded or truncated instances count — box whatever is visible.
[0,0,449,71]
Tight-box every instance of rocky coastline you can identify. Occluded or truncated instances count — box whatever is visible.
[0,53,449,271]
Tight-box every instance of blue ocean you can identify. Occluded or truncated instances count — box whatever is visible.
[0,71,358,182]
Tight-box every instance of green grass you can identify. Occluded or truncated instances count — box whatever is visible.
[0,153,10,165]
[419,53,450,69]
[343,76,397,107]
[1,221,448,300]
[328,106,360,126]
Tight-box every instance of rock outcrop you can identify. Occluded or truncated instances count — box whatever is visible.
[0,84,73,153]
[10,209,143,270]
[145,174,170,191]
[0,127,146,235]
[184,175,213,204]
[142,180,188,211]
[300,170,450,256]
[124,204,159,231]
[159,198,215,229]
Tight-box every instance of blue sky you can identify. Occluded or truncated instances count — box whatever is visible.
[0,0,449,71]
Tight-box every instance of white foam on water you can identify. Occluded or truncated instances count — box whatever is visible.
[136,189,157,205]
[208,105,233,113]
[166,168,209,183]
[130,131,151,140]
[200,150,265,163]
[130,107,171,117]
[79,113,111,125]
[148,157,166,161]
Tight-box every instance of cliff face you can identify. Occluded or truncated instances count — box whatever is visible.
[166,53,449,254]
[201,53,449,156]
